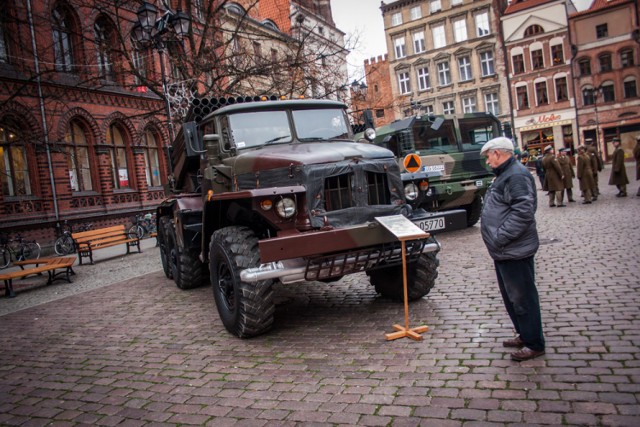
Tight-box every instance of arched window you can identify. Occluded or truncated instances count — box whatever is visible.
[94,16,117,82]
[524,25,544,37]
[262,19,279,31]
[599,53,612,72]
[623,76,637,99]
[225,3,246,15]
[582,86,595,106]
[601,81,615,103]
[0,120,31,196]
[64,120,93,192]
[141,129,162,187]
[620,48,635,68]
[52,3,77,72]
[578,58,591,76]
[106,123,130,189]
[0,11,9,63]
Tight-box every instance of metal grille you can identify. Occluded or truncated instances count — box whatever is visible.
[366,172,391,205]
[324,173,353,211]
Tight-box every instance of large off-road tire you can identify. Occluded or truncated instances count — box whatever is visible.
[166,220,204,289]
[209,226,275,338]
[465,194,483,227]
[158,216,172,279]
[368,237,440,301]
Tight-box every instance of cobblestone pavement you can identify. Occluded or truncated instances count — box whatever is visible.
[1,165,639,426]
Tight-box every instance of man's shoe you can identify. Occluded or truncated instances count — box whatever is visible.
[582,201,592,204]
[616,193,627,197]
[549,204,556,207]
[511,347,545,361]
[569,199,576,202]
[557,204,566,207]
[503,336,524,348]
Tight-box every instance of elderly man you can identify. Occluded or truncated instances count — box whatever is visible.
[480,137,545,362]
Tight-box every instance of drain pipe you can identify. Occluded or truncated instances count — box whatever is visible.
[26,0,59,222]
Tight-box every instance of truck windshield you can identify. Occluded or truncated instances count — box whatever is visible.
[292,108,350,141]
[459,117,500,152]
[228,111,292,149]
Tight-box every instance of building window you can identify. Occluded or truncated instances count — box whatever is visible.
[524,25,544,37]
[535,81,548,105]
[107,124,130,189]
[432,25,446,49]
[516,85,529,109]
[480,51,494,76]
[458,55,472,81]
[475,12,489,37]
[141,130,162,187]
[578,58,591,76]
[437,61,451,86]
[94,17,117,82]
[398,71,411,94]
[551,44,564,65]
[582,87,595,106]
[512,53,524,74]
[65,120,93,192]
[443,100,455,114]
[624,77,637,98]
[410,6,422,20]
[52,5,76,73]
[424,104,434,114]
[531,49,544,70]
[451,0,463,5]
[413,31,425,54]
[391,12,402,26]
[0,18,8,63]
[484,92,500,116]
[193,0,204,21]
[601,82,615,102]
[596,23,608,38]
[462,96,476,113]
[453,18,467,43]
[599,53,612,72]
[375,109,385,118]
[132,49,148,85]
[417,66,430,91]
[620,48,634,68]
[430,0,442,13]
[555,77,568,101]
[0,122,31,196]
[394,36,406,59]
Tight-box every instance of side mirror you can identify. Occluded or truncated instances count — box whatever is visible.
[430,117,444,131]
[203,134,221,160]
[183,121,205,156]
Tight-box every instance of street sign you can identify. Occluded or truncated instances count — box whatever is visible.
[403,153,422,173]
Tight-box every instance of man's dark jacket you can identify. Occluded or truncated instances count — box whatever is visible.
[481,156,539,261]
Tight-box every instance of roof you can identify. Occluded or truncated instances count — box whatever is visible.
[570,0,632,17]
[504,0,560,15]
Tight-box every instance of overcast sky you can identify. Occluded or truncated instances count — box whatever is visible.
[329,0,593,84]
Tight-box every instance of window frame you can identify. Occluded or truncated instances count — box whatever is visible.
[437,61,451,86]
[479,51,494,77]
[432,24,446,49]
[484,92,500,116]
[0,122,32,197]
[512,53,524,74]
[554,76,568,102]
[516,85,529,109]
[397,71,411,94]
[413,31,426,54]
[394,36,407,59]
[65,120,94,193]
[458,55,472,81]
[535,81,549,105]
[453,18,468,43]
[531,49,544,70]
[417,66,430,91]
[475,12,490,37]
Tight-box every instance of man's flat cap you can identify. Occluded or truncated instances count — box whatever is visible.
[544,145,553,152]
[480,137,514,155]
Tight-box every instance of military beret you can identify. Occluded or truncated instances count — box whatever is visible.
[480,137,514,154]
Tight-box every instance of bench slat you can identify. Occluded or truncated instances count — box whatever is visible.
[71,224,140,265]
[1,256,77,298]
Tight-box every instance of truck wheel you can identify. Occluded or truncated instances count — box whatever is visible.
[209,226,275,338]
[159,216,172,279]
[368,237,440,301]
[465,195,483,227]
[167,220,203,289]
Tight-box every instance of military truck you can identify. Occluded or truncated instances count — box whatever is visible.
[156,97,468,338]
[365,113,502,227]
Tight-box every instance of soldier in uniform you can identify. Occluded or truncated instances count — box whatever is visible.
[609,137,629,197]
[557,148,575,202]
[633,136,640,197]
[541,145,565,207]
[585,138,602,199]
[576,145,596,204]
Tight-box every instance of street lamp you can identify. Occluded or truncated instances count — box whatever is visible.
[131,2,191,144]
[588,85,603,153]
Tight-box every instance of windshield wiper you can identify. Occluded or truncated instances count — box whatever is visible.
[263,135,291,145]
[298,137,329,142]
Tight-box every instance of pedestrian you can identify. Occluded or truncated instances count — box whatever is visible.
[541,145,565,207]
[479,137,545,362]
[557,148,576,202]
[609,137,629,197]
[634,136,640,197]
[576,145,596,204]
[585,138,602,199]
[534,150,545,189]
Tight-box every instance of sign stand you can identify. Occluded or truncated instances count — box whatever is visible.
[375,216,430,342]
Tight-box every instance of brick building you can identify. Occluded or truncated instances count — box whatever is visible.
[569,0,640,161]
[501,0,579,154]
[350,54,396,128]
[0,0,347,249]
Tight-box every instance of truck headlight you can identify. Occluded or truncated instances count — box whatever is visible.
[404,183,419,201]
[275,197,296,218]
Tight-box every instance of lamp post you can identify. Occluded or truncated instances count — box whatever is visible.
[131,2,190,157]
[589,85,603,154]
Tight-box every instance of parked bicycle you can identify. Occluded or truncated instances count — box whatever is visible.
[0,233,41,269]
[128,213,157,239]
[53,221,93,256]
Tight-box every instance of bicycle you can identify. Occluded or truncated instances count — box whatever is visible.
[53,221,94,256]
[0,233,42,269]
[128,213,157,240]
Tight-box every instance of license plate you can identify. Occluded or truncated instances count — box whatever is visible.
[413,217,446,232]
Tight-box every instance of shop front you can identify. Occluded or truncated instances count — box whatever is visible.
[514,109,577,156]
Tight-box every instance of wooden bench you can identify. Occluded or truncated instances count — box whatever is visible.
[0,256,76,298]
[72,225,141,265]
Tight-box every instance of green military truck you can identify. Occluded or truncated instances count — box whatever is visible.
[156,97,468,338]
[366,113,501,227]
